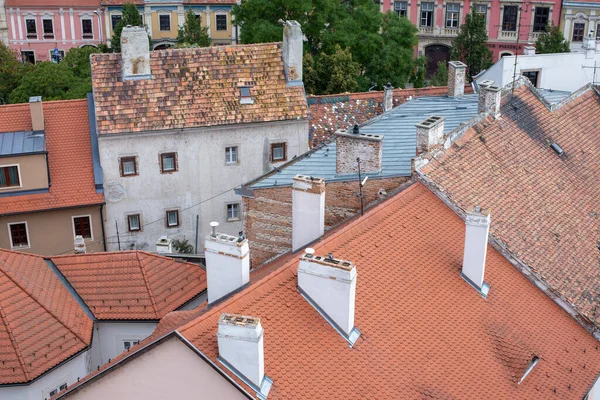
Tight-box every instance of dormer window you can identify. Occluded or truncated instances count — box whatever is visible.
[240,86,254,104]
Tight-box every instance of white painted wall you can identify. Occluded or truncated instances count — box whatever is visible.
[205,234,249,304]
[99,119,308,253]
[0,352,88,400]
[291,177,325,252]
[89,322,157,369]
[476,50,600,92]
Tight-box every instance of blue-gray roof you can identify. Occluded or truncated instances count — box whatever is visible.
[0,131,45,157]
[250,94,479,189]
[538,88,571,105]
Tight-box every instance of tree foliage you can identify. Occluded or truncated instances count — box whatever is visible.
[314,45,360,94]
[450,13,492,82]
[110,4,149,52]
[410,56,427,89]
[535,24,570,54]
[62,46,101,78]
[429,61,448,86]
[0,42,32,104]
[177,10,211,47]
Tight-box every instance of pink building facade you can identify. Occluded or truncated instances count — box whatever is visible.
[5,0,105,63]
[381,0,562,76]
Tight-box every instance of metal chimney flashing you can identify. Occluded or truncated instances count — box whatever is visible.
[460,271,490,298]
[217,357,273,400]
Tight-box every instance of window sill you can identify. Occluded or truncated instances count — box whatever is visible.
[11,245,30,250]
[225,161,239,166]
[121,174,138,178]
[166,225,180,228]
[227,218,240,222]
[161,170,177,174]
[272,159,286,163]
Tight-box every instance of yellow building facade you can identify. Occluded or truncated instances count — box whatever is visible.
[560,0,600,52]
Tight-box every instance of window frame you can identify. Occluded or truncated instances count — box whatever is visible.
[226,203,241,222]
[111,14,122,31]
[159,14,171,31]
[522,70,540,87]
[270,142,287,162]
[572,22,585,42]
[474,4,487,25]
[420,2,434,27]
[127,214,141,232]
[0,164,22,189]
[225,146,238,164]
[215,14,227,31]
[122,339,140,351]
[166,209,180,228]
[49,49,65,63]
[8,222,30,249]
[42,18,54,39]
[82,18,93,39]
[445,3,460,29]
[502,5,518,32]
[21,50,35,64]
[120,156,138,177]
[72,215,93,240]
[25,18,37,38]
[532,7,549,32]
[48,382,68,398]
[160,152,177,173]
[394,1,408,17]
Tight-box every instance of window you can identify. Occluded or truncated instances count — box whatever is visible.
[420,3,434,27]
[597,23,600,39]
[239,86,253,104]
[227,203,240,221]
[502,6,518,31]
[573,22,585,42]
[43,19,54,38]
[120,156,137,177]
[522,70,539,87]
[394,1,407,17]
[225,146,238,163]
[73,216,92,239]
[111,14,122,31]
[21,51,35,64]
[474,4,487,24]
[159,14,171,31]
[49,383,68,397]
[270,143,286,162]
[0,166,20,188]
[446,3,460,28]
[128,214,141,231]
[160,152,177,173]
[25,18,37,38]
[50,49,64,63]
[533,7,549,32]
[166,210,179,227]
[9,223,29,248]
[82,19,93,38]
[216,14,227,31]
[123,339,139,350]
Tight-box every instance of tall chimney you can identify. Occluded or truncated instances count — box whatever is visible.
[583,33,597,59]
[478,81,501,117]
[121,25,151,81]
[447,61,467,97]
[282,20,302,84]
[415,116,445,154]
[523,45,536,56]
[217,314,272,394]
[297,250,360,345]
[383,82,393,113]
[335,126,383,175]
[29,96,44,131]
[461,206,491,297]
[292,175,325,252]
[204,223,250,304]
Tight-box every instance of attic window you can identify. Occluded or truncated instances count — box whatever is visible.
[518,356,540,384]
[240,87,254,104]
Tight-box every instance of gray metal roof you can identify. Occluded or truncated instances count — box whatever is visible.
[251,94,479,189]
[0,131,45,157]
[538,88,571,105]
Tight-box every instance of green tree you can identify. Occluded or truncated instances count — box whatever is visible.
[177,10,211,47]
[0,42,32,104]
[450,13,492,82]
[110,4,149,52]
[62,46,101,79]
[303,52,319,95]
[536,24,570,54]
[315,45,360,94]
[429,61,448,86]
[410,56,426,88]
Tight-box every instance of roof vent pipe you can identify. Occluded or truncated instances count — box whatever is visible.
[352,124,359,135]
[210,221,219,237]
[383,83,393,113]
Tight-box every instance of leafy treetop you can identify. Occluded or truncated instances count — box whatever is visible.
[450,13,493,82]
[535,24,570,54]
[177,10,211,47]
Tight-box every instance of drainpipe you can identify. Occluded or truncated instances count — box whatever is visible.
[99,205,107,251]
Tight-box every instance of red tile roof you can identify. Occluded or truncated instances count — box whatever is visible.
[91,43,309,135]
[421,85,600,331]
[0,249,93,384]
[0,99,105,216]
[175,182,600,399]
[50,251,206,320]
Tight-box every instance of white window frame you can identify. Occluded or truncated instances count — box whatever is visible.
[127,213,141,232]
[122,338,140,351]
[394,1,408,17]
[48,48,65,61]
[71,214,94,241]
[46,381,68,398]
[445,3,460,29]
[159,13,171,31]
[420,2,435,27]
[7,221,30,249]
[21,50,36,64]
[226,202,240,222]
[80,14,94,39]
[110,12,122,31]
[225,146,239,164]
[0,164,23,190]
[166,209,180,227]
[215,13,228,31]
[24,15,37,39]
[41,17,54,39]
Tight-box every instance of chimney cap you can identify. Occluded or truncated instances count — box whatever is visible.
[352,124,359,135]
[218,313,261,328]
[29,96,42,103]
[305,248,315,257]
[448,61,467,69]
[385,82,392,89]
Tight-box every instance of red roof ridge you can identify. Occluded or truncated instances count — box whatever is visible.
[0,301,30,381]
[136,251,160,319]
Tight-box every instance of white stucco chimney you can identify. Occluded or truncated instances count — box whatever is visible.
[217,314,272,394]
[74,235,86,254]
[461,206,491,297]
[204,223,250,304]
[282,20,302,84]
[121,25,151,81]
[523,45,536,56]
[477,81,501,117]
[584,33,597,59]
[416,116,445,154]
[292,175,325,252]
[297,250,360,345]
[28,96,44,131]
[447,61,467,97]
[383,82,393,113]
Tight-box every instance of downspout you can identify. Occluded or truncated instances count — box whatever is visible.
[99,205,107,251]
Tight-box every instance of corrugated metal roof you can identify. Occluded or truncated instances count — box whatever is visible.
[0,131,45,156]
[251,94,479,189]
[538,88,571,105]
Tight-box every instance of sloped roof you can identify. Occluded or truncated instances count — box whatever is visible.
[0,249,93,385]
[176,183,600,399]
[420,84,600,331]
[50,251,206,320]
[91,43,308,135]
[0,99,104,216]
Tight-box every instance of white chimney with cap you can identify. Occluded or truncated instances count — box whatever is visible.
[383,83,394,113]
[282,20,303,84]
[297,250,360,344]
[121,25,151,80]
[204,222,250,304]
[461,206,491,297]
[292,175,325,252]
[415,116,445,154]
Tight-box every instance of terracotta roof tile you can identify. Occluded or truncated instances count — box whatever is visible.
[0,99,105,215]
[50,251,207,320]
[0,249,93,384]
[91,43,309,135]
[421,85,600,329]
[175,183,600,399]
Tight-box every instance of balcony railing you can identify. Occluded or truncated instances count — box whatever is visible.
[418,26,460,37]
[528,32,542,42]
[419,26,435,35]
[442,27,459,36]
[499,30,517,40]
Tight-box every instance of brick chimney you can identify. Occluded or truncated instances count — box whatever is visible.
[583,33,597,59]
[523,45,536,56]
[297,250,360,345]
[29,96,44,131]
[204,222,250,304]
[121,25,151,81]
[461,206,491,298]
[447,61,467,97]
[217,314,272,395]
[292,175,325,252]
[282,20,302,84]
[335,125,383,175]
[383,82,393,113]
[416,116,445,154]
[477,81,501,117]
